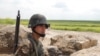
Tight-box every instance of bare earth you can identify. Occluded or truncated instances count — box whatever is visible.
[0,25,100,56]
[46,30,100,56]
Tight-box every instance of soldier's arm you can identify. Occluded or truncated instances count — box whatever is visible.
[14,45,30,56]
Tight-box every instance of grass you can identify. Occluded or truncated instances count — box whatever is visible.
[0,18,100,33]
[48,20,100,33]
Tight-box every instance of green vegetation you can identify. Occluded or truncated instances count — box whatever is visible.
[0,18,28,25]
[0,18,100,33]
[48,20,100,33]
[0,18,15,24]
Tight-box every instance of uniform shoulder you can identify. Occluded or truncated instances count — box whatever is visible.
[18,32,32,47]
[15,33,32,56]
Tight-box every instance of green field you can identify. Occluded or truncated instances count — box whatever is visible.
[0,18,100,33]
[48,20,100,33]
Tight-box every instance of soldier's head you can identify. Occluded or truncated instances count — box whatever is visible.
[28,14,50,37]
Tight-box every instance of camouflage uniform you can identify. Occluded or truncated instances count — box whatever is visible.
[15,33,45,56]
[14,14,50,56]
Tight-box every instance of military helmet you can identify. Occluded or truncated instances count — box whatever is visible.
[28,14,50,28]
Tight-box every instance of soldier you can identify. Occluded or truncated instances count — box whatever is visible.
[15,14,50,56]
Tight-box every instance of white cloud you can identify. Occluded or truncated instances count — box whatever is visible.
[0,0,100,20]
[54,2,67,8]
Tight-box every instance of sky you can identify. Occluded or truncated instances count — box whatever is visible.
[0,0,100,20]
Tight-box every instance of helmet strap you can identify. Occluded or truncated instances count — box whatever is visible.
[31,28,45,37]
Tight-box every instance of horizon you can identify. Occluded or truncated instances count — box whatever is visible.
[0,18,100,21]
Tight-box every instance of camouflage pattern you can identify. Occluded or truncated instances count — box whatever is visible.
[14,33,45,56]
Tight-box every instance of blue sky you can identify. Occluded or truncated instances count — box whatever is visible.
[0,0,100,20]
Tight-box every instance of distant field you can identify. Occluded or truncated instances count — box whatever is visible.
[0,19,100,32]
[48,20,100,33]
